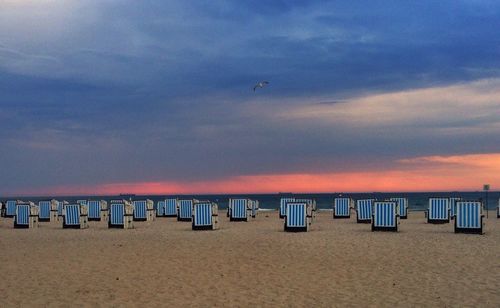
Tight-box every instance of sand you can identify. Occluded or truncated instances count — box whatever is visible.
[0,211,499,307]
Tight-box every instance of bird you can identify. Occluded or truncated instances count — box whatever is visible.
[253,81,269,91]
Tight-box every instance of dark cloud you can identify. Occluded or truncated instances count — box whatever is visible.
[0,1,499,192]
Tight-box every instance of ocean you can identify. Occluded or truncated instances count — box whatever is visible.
[4,191,499,211]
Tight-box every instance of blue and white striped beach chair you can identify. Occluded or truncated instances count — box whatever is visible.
[87,200,108,221]
[372,201,399,232]
[38,200,55,222]
[178,199,194,221]
[108,201,134,229]
[279,198,295,219]
[156,200,166,217]
[229,199,252,222]
[165,198,178,217]
[133,200,154,221]
[356,199,374,223]
[5,200,18,218]
[427,198,450,224]
[57,200,68,220]
[14,202,38,228]
[63,203,89,229]
[455,201,484,234]
[449,197,462,220]
[192,201,219,230]
[333,197,352,219]
[389,197,408,219]
[77,200,88,206]
[284,201,312,232]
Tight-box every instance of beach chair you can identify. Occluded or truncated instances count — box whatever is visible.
[454,201,484,234]
[333,197,353,219]
[133,199,155,221]
[57,200,69,221]
[228,199,252,221]
[372,201,399,232]
[497,199,499,218]
[284,201,312,232]
[279,198,295,219]
[77,199,88,206]
[165,198,178,217]
[156,200,166,217]
[5,200,19,218]
[108,201,134,229]
[251,200,259,218]
[295,198,316,220]
[389,197,408,219]
[14,202,38,228]
[87,200,108,221]
[38,200,58,222]
[178,199,195,221]
[427,198,450,224]
[192,201,219,230]
[356,199,374,223]
[62,203,89,229]
[449,197,462,220]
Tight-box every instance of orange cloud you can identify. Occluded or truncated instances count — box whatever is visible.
[16,152,499,196]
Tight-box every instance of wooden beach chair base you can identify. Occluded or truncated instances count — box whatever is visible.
[229,217,248,222]
[133,217,147,222]
[14,223,30,229]
[371,224,398,232]
[284,225,308,232]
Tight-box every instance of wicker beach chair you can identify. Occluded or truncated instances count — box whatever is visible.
[165,198,178,217]
[279,198,295,219]
[455,201,484,234]
[389,197,408,219]
[284,201,312,232]
[372,201,399,232]
[228,198,253,222]
[5,200,19,218]
[108,201,134,229]
[427,198,450,224]
[178,199,195,221]
[87,200,108,221]
[62,203,89,229]
[38,200,57,222]
[449,197,462,220]
[333,197,353,219]
[192,201,219,230]
[132,199,155,222]
[14,202,38,229]
[356,199,374,223]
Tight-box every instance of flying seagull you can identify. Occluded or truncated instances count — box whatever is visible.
[253,81,269,91]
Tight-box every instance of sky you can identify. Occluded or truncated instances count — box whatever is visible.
[1,0,499,196]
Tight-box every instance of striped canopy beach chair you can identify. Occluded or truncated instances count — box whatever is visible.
[14,202,38,229]
[333,197,353,219]
[372,201,399,232]
[77,200,88,206]
[156,200,166,217]
[427,198,450,224]
[389,197,408,219]
[57,200,69,220]
[284,201,313,232]
[5,200,19,218]
[279,198,295,219]
[356,199,374,223]
[63,203,89,229]
[87,200,108,221]
[108,201,134,229]
[228,198,253,222]
[192,201,219,230]
[38,200,57,222]
[455,201,484,234]
[178,199,195,221]
[449,197,462,220]
[133,199,155,222]
[165,198,178,217]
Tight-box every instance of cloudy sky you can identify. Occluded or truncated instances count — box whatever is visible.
[1,1,499,195]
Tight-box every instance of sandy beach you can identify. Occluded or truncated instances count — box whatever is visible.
[0,211,499,307]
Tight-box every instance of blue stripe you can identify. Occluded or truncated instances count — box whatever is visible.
[38,201,51,219]
[65,204,80,225]
[194,203,212,226]
[374,202,396,227]
[133,201,147,219]
[6,200,17,216]
[231,199,247,218]
[286,203,306,227]
[110,203,125,225]
[179,200,192,219]
[16,204,30,225]
[166,199,177,215]
[334,198,350,217]
[356,199,373,220]
[88,201,101,219]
